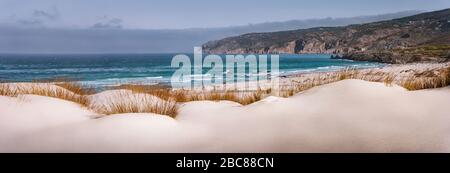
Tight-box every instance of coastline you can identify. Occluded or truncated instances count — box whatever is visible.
[1,62,450,152]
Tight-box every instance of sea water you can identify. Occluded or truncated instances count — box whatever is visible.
[0,53,384,89]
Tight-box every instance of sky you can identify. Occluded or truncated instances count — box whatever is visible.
[1,0,450,29]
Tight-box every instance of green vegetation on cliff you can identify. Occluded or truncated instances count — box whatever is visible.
[203,9,450,64]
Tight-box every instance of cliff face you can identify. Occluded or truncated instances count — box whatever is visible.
[203,9,450,64]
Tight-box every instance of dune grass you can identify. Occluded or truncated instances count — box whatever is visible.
[21,83,91,107]
[187,89,270,105]
[92,91,179,118]
[55,82,95,96]
[0,83,19,97]
[98,84,179,117]
[279,68,360,97]
[277,66,448,97]
[401,67,450,90]
[119,84,270,105]
[1,79,93,107]
[0,81,179,117]
[117,84,174,101]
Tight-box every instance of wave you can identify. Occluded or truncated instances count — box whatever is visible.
[0,67,172,74]
[1,54,386,89]
[82,76,166,87]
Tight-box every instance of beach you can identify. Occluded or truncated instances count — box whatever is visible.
[1,62,450,152]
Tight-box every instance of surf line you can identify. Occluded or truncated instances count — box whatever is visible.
[170,47,280,91]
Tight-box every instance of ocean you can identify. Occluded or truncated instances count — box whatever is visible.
[0,53,384,89]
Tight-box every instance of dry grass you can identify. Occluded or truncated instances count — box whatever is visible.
[0,83,19,97]
[295,66,449,92]
[195,89,269,105]
[401,67,450,90]
[32,77,96,95]
[19,83,91,107]
[336,68,359,80]
[276,66,449,97]
[0,81,92,107]
[120,84,270,105]
[382,73,396,87]
[278,69,356,97]
[55,82,95,96]
[92,91,179,118]
[118,84,174,101]
[170,89,190,102]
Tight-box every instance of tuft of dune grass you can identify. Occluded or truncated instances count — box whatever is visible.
[401,67,450,90]
[0,83,19,97]
[382,73,396,87]
[0,81,92,107]
[19,83,92,107]
[194,89,269,105]
[92,91,179,118]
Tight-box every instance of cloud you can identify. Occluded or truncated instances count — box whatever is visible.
[32,9,60,21]
[0,10,422,53]
[13,8,60,27]
[17,19,44,26]
[91,17,123,29]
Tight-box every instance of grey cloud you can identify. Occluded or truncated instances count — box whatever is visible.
[13,8,60,27]
[91,17,123,29]
[32,9,60,21]
[17,19,44,26]
[0,10,421,53]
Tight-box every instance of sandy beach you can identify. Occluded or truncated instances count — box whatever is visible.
[1,63,450,153]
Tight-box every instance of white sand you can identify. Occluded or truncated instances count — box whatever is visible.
[1,79,450,152]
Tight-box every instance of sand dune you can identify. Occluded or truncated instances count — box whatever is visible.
[1,79,450,152]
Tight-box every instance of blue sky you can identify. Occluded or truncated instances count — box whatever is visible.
[1,0,450,29]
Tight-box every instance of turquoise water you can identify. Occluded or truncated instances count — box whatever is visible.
[0,53,383,88]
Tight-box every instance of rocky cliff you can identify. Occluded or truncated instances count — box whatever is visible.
[203,9,450,64]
